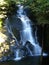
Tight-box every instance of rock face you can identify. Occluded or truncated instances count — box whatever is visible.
[37,24,49,54]
[24,7,37,23]
[8,15,22,30]
[18,41,35,57]
[7,15,23,41]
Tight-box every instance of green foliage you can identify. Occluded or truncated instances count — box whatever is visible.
[23,0,49,23]
[0,20,2,28]
[0,0,49,59]
[0,19,3,29]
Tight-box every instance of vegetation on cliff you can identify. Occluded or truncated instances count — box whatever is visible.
[0,0,49,60]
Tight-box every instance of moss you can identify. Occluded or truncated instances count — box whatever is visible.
[22,0,49,24]
[0,19,3,29]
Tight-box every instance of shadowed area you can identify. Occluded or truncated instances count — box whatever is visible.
[0,56,49,65]
[0,56,40,65]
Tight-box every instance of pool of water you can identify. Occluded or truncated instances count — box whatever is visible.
[0,56,48,65]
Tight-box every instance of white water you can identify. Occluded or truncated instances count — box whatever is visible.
[16,5,47,56]
[17,5,36,46]
[6,5,47,61]
[14,49,22,60]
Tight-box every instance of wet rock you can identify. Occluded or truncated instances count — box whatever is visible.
[7,16,23,30]
[24,7,37,23]
[6,16,23,41]
[25,41,34,55]
[19,41,35,56]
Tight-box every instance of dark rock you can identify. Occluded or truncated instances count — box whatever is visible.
[24,7,37,23]
[7,16,23,41]
[24,41,34,55]
[36,24,49,54]
[8,15,23,30]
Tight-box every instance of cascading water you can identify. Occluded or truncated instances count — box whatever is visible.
[5,5,47,61]
[17,5,36,46]
[16,5,47,56]
[13,5,47,60]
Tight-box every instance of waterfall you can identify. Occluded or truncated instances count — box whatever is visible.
[17,5,47,55]
[5,5,47,61]
[17,5,36,46]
